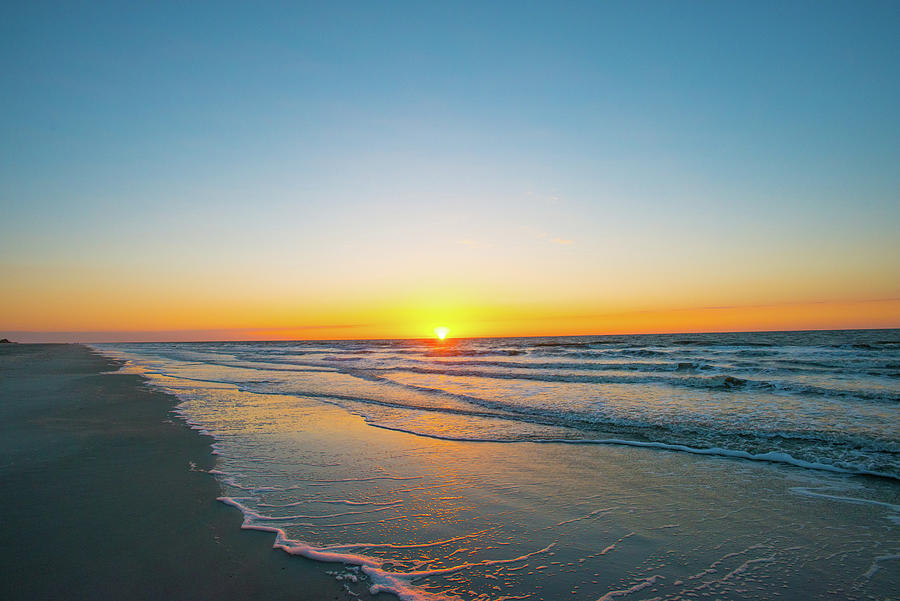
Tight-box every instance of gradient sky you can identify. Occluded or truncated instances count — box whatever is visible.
[2,1,899,341]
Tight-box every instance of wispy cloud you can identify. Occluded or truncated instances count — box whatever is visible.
[529,229,575,246]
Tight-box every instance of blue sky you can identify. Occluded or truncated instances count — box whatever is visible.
[2,1,899,338]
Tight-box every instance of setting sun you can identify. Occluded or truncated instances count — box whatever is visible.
[1,5,898,601]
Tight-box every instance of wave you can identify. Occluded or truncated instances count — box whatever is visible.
[321,380,900,448]
[300,382,900,480]
[788,487,900,516]
[674,340,776,347]
[411,358,713,372]
[532,339,628,347]
[112,356,900,481]
[217,495,554,601]
[426,349,526,357]
[93,339,900,482]
[381,366,900,403]
[355,424,900,481]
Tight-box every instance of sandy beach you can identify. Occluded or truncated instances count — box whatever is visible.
[0,344,365,600]
[3,341,899,600]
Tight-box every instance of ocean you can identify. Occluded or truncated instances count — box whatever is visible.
[95,329,900,600]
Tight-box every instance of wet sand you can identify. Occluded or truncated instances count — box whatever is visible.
[0,344,365,600]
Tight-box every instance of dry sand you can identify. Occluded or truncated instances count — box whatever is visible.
[0,343,367,600]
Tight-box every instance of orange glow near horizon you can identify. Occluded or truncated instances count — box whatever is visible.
[3,224,899,343]
[3,297,899,343]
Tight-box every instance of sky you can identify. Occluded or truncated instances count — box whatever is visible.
[2,1,899,342]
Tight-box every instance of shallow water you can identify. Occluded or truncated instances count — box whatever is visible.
[95,330,900,600]
[100,330,900,478]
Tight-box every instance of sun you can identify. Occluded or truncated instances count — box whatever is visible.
[434,326,450,340]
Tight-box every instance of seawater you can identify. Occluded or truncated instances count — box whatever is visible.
[95,330,900,600]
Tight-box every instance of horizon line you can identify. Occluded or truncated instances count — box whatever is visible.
[4,325,899,345]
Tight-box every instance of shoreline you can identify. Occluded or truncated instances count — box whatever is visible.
[106,341,899,600]
[0,343,366,600]
[5,342,899,600]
